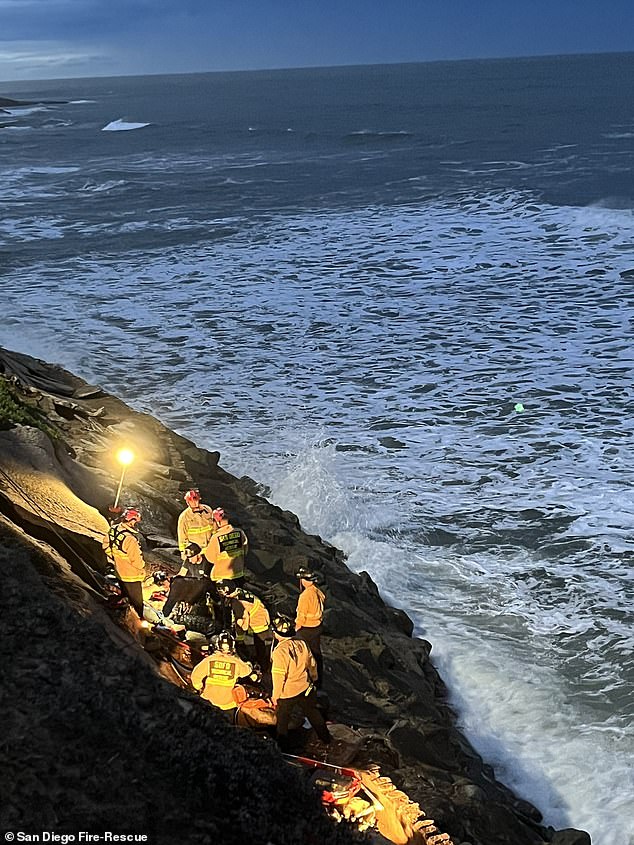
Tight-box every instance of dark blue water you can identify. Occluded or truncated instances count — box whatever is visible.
[2,53,634,266]
[1,54,634,843]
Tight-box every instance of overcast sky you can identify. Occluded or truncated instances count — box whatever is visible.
[1,0,633,82]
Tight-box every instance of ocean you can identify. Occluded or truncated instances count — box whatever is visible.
[1,53,633,843]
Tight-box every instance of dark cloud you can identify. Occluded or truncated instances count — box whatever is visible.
[1,0,633,82]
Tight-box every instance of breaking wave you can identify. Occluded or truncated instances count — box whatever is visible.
[102,118,151,132]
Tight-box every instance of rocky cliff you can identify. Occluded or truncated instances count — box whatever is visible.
[0,346,590,845]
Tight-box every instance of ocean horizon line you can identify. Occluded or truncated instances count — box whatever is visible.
[2,48,633,89]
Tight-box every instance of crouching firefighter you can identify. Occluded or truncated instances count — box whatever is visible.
[160,542,212,622]
[215,581,274,674]
[270,615,331,751]
[101,507,146,620]
[190,631,253,720]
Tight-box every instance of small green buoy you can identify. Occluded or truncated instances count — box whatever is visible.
[514,403,525,413]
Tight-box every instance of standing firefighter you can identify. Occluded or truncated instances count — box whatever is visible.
[177,489,216,561]
[295,567,326,687]
[190,631,253,719]
[204,507,248,586]
[271,615,331,751]
[216,581,274,674]
[102,507,146,619]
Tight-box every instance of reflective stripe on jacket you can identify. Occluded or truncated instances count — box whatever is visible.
[204,523,248,581]
[177,506,215,553]
[191,652,252,710]
[232,593,270,635]
[272,638,316,701]
[102,525,145,583]
[296,583,325,628]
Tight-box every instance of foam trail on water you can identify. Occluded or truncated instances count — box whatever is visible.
[265,439,634,845]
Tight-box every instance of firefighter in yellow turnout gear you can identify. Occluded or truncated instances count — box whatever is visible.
[204,507,248,584]
[216,580,274,674]
[295,567,326,687]
[102,507,146,620]
[191,631,253,718]
[271,615,331,751]
[177,489,216,560]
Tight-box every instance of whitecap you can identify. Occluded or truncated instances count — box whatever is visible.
[102,118,150,132]
[79,180,126,193]
[3,105,47,116]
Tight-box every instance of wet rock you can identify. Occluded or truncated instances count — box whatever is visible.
[387,606,414,636]
[512,797,543,824]
[388,721,462,771]
[550,830,591,845]
[453,782,487,804]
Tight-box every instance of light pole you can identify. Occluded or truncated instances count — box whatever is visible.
[113,448,135,509]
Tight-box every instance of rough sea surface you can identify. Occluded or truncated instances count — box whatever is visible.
[1,53,633,844]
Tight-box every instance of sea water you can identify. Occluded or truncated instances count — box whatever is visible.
[1,54,633,843]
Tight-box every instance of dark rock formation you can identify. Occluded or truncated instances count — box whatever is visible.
[0,97,33,107]
[0,96,67,106]
[0,346,590,845]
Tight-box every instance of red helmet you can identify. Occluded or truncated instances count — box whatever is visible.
[212,507,225,523]
[122,507,141,523]
[184,489,201,504]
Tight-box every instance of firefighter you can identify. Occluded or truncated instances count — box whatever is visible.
[190,631,253,719]
[295,567,326,687]
[203,507,248,586]
[177,489,216,561]
[101,507,146,619]
[215,580,274,674]
[161,542,212,620]
[270,615,331,751]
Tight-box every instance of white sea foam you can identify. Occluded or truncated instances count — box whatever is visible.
[102,118,150,131]
[79,180,126,193]
[1,192,633,843]
[0,217,65,243]
[265,443,634,845]
[3,105,47,116]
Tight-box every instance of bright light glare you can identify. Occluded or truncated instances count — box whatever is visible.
[116,448,135,466]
